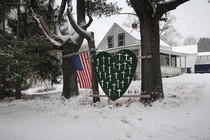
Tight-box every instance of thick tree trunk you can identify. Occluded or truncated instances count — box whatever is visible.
[140,18,164,102]
[61,42,79,99]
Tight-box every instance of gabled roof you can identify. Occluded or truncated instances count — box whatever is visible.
[97,23,139,47]
[97,23,171,49]
[120,25,140,40]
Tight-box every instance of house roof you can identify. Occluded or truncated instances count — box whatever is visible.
[97,23,171,48]
[121,26,140,40]
[172,45,198,54]
[198,52,210,56]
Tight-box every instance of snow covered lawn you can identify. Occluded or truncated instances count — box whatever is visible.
[0,74,210,140]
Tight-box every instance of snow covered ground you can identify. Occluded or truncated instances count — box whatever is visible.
[0,74,210,140]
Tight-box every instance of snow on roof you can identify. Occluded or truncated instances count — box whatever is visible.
[160,40,171,47]
[198,52,210,56]
[172,45,198,54]
[120,24,171,48]
[121,26,140,40]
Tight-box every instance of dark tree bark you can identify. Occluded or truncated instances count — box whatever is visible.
[0,84,5,100]
[66,0,100,102]
[32,0,89,99]
[61,40,80,98]
[130,0,189,102]
[140,17,163,102]
[15,77,21,99]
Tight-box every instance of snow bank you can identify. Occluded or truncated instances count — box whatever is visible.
[0,74,210,140]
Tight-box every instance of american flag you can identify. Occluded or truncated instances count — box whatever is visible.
[71,52,92,89]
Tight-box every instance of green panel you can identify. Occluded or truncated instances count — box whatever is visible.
[94,49,137,101]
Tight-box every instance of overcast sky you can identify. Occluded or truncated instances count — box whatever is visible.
[56,0,210,46]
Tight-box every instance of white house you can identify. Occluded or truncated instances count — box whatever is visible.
[97,23,187,79]
[172,45,197,73]
[172,45,210,73]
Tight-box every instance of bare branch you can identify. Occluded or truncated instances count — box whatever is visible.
[66,1,92,40]
[31,8,64,46]
[155,0,189,20]
[118,13,137,16]
[55,0,67,22]
[83,14,93,29]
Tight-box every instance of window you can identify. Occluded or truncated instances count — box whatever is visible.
[118,33,125,47]
[107,36,114,48]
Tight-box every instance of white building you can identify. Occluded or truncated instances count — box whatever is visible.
[97,23,187,79]
[172,45,197,73]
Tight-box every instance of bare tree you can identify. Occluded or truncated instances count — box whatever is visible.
[123,11,181,47]
[159,12,182,46]
[183,36,197,45]
[32,0,91,99]
[32,0,121,101]
[129,0,189,103]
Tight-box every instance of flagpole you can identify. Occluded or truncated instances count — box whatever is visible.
[89,39,100,103]
[62,48,98,58]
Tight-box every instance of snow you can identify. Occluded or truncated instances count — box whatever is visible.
[198,52,210,56]
[1,74,210,140]
[172,45,198,54]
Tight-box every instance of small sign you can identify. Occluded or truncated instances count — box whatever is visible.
[94,49,137,101]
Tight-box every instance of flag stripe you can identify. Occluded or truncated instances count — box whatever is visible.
[76,52,92,89]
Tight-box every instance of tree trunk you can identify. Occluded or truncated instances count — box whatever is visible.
[140,17,164,102]
[0,84,5,100]
[88,35,100,103]
[15,77,21,99]
[61,42,79,99]
[0,77,6,100]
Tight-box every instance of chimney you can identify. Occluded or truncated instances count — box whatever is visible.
[132,23,137,29]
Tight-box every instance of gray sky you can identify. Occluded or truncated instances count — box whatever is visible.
[56,0,210,45]
[171,0,210,41]
[89,0,210,45]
